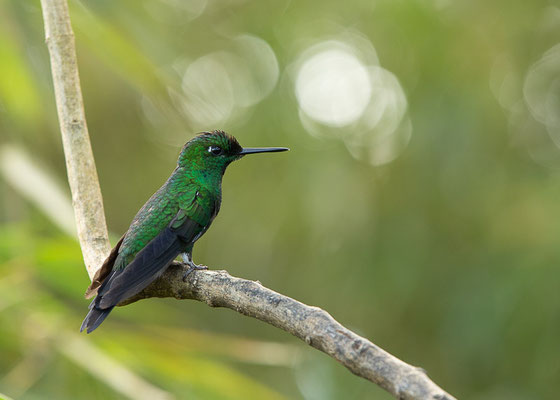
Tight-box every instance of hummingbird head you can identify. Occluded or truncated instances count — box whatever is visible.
[178,130,288,174]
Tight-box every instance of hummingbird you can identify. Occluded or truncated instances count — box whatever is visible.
[81,130,288,333]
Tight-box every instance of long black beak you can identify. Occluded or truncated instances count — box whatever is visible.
[239,147,289,155]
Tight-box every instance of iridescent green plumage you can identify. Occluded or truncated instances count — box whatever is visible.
[115,132,239,269]
[81,131,288,333]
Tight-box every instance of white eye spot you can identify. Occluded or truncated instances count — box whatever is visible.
[208,145,223,155]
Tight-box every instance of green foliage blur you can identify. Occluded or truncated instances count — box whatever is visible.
[1,0,559,399]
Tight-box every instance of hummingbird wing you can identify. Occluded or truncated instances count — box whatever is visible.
[96,192,214,307]
[84,234,125,299]
[81,190,217,333]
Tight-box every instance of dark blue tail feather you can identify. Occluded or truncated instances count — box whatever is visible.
[80,300,114,334]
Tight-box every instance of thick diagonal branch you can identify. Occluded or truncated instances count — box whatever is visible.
[120,263,455,400]
[40,1,456,399]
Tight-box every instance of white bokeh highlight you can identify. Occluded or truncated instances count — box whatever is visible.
[142,34,279,136]
[295,44,372,127]
[180,54,235,128]
[293,37,411,166]
[523,43,560,148]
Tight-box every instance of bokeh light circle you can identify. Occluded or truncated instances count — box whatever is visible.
[295,43,372,127]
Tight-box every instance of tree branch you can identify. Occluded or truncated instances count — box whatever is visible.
[40,1,456,399]
[124,263,455,400]
[40,0,111,280]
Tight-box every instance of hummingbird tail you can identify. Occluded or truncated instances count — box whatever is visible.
[80,303,114,334]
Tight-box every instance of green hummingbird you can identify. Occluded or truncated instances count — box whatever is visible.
[81,131,288,333]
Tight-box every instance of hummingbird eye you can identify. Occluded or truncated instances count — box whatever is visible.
[208,145,223,156]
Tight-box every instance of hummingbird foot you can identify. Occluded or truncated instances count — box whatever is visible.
[182,263,208,280]
[181,253,208,281]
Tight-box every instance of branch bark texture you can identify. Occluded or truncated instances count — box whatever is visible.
[40,1,456,399]
[41,0,111,279]
[123,263,455,400]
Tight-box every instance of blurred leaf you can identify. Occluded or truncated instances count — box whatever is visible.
[0,28,41,126]
[70,0,162,94]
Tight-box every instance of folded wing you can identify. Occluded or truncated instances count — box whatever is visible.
[81,193,214,333]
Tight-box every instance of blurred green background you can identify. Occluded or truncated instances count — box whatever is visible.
[1,0,559,399]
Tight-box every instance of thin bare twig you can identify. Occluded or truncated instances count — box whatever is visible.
[39,1,456,399]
